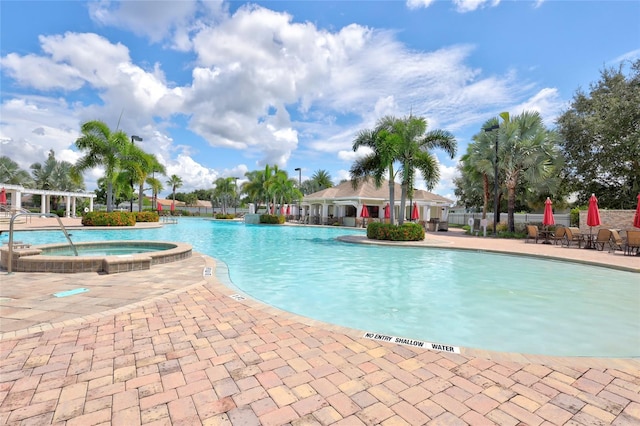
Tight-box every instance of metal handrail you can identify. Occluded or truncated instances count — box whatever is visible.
[6,212,78,274]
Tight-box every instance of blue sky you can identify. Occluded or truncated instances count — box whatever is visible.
[1,0,639,200]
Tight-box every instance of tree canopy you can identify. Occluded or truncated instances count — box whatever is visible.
[556,60,640,208]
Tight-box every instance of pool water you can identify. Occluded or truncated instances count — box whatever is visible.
[7,218,640,357]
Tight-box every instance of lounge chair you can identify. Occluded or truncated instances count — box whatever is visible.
[551,227,565,245]
[609,229,625,253]
[525,225,540,243]
[624,230,640,256]
[562,227,584,248]
[593,228,612,251]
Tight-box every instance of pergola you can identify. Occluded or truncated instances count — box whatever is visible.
[0,184,96,217]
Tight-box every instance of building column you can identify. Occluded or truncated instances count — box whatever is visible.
[41,195,47,214]
[66,195,71,217]
[89,197,94,212]
[14,190,22,211]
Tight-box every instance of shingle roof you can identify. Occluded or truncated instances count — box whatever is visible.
[304,180,452,204]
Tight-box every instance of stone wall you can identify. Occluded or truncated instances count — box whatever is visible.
[578,210,637,234]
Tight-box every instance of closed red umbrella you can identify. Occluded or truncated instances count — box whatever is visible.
[384,203,390,219]
[0,187,6,205]
[411,202,419,221]
[280,205,285,215]
[157,203,163,212]
[360,204,369,228]
[634,193,640,229]
[170,202,175,212]
[543,197,555,227]
[286,205,290,215]
[586,194,601,246]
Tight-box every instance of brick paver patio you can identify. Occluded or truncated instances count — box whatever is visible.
[1,219,638,425]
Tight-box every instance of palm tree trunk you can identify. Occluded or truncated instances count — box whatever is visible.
[388,167,395,225]
[482,174,489,219]
[138,183,144,212]
[107,181,114,212]
[507,184,516,232]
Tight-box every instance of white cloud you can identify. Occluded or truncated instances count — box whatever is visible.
[453,0,501,13]
[406,0,437,10]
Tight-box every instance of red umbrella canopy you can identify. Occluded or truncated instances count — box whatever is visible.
[286,205,290,215]
[170,202,175,211]
[360,204,370,218]
[586,194,601,227]
[280,205,285,215]
[543,197,555,226]
[0,188,6,205]
[634,193,640,229]
[384,203,390,219]
[411,202,419,220]
[157,203,163,211]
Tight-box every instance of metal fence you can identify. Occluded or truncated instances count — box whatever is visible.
[448,212,570,227]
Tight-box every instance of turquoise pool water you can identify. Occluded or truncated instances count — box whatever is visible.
[7,218,639,357]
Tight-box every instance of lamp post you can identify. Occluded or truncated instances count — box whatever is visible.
[483,124,499,235]
[294,167,302,221]
[232,177,239,215]
[130,135,143,212]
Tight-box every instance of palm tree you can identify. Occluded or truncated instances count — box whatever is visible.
[73,120,129,212]
[0,156,33,186]
[212,177,236,214]
[31,150,84,210]
[499,111,561,232]
[243,169,269,212]
[392,115,456,224]
[166,174,183,208]
[310,170,333,191]
[463,118,500,219]
[351,116,400,224]
[137,154,165,212]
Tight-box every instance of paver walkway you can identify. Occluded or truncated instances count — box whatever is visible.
[1,219,639,425]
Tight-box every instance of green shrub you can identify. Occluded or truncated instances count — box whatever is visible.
[81,211,136,226]
[135,211,159,222]
[367,222,425,241]
[570,208,580,226]
[259,214,285,224]
[215,213,235,219]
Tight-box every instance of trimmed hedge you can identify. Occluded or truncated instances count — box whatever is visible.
[215,213,236,219]
[81,211,136,226]
[366,222,425,241]
[260,214,285,224]
[136,211,159,222]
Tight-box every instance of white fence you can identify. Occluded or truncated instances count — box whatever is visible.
[448,212,571,227]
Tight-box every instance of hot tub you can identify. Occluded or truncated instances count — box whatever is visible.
[0,241,192,274]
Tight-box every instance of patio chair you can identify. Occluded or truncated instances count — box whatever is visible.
[562,227,584,248]
[609,229,625,253]
[525,225,540,243]
[551,227,565,245]
[624,230,640,256]
[593,228,612,251]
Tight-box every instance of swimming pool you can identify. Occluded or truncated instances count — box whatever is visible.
[7,218,639,357]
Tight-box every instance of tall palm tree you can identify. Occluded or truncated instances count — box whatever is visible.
[499,111,560,232]
[464,118,500,219]
[351,116,400,224]
[243,169,269,212]
[212,177,235,214]
[392,115,456,224]
[136,153,165,212]
[166,174,183,207]
[0,156,33,186]
[73,120,129,212]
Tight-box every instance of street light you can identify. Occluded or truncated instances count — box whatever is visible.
[232,177,239,215]
[294,168,302,221]
[130,135,143,212]
[483,124,499,235]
